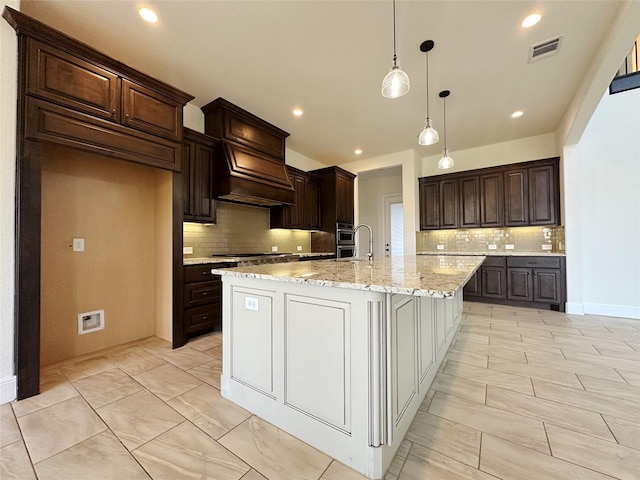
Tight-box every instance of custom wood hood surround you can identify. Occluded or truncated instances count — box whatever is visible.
[202,98,295,207]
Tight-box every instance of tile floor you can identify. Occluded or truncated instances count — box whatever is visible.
[1,302,639,480]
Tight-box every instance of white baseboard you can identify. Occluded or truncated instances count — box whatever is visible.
[566,303,585,315]
[0,375,16,404]
[584,303,640,320]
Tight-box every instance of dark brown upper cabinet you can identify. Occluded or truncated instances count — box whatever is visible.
[27,38,184,143]
[270,166,320,230]
[183,128,217,223]
[335,171,356,224]
[418,157,560,230]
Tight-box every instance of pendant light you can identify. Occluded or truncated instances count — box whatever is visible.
[438,90,454,169]
[381,0,410,98]
[418,40,438,145]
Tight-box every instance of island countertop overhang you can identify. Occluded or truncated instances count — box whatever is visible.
[210,255,485,298]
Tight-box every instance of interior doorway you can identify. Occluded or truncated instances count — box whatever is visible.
[383,194,404,256]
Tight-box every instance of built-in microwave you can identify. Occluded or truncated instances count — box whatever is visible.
[336,223,355,245]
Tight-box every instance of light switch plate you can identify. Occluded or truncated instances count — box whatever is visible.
[245,297,259,311]
[297,245,303,251]
[436,244,445,250]
[183,246,194,254]
[505,244,515,250]
[72,238,85,252]
[271,246,278,252]
[542,244,553,250]
[488,244,497,250]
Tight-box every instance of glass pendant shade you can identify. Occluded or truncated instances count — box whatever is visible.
[381,64,410,98]
[438,148,454,169]
[418,118,439,145]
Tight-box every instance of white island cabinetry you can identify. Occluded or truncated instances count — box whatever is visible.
[212,255,482,480]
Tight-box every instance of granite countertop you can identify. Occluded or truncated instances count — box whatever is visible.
[417,251,566,257]
[183,252,335,266]
[210,255,485,298]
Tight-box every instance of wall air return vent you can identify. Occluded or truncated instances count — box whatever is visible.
[528,35,564,63]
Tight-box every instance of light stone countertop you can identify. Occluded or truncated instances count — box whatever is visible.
[210,255,485,298]
[183,252,335,266]
[417,251,566,257]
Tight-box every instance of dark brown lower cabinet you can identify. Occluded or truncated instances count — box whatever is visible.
[463,255,566,311]
[183,263,232,337]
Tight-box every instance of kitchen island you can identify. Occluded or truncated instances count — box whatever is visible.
[211,255,484,479]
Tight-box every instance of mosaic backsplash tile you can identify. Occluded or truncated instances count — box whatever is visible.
[417,226,565,254]
[183,202,311,257]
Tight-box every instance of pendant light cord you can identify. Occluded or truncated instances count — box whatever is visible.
[425,53,430,117]
[392,0,398,65]
[443,96,447,148]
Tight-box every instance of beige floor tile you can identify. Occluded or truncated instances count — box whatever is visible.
[399,443,496,480]
[532,379,640,423]
[321,460,370,480]
[443,360,534,395]
[59,356,116,382]
[453,332,489,346]
[0,403,21,448]
[204,343,223,359]
[445,350,488,368]
[159,346,214,370]
[133,421,250,480]
[594,346,640,361]
[546,423,640,480]
[97,390,184,450]
[405,410,481,467]
[34,431,150,480]
[603,415,640,450]
[627,342,640,352]
[189,358,223,389]
[186,332,222,352]
[550,333,636,351]
[428,392,549,454]
[11,370,79,418]
[385,439,412,479]
[618,367,640,386]
[579,326,640,343]
[577,373,640,402]
[429,373,487,404]
[418,389,437,412]
[72,368,143,408]
[453,342,528,363]
[480,434,614,480]
[168,383,251,439]
[526,353,626,383]
[17,396,106,463]
[140,337,172,355]
[563,349,640,372]
[218,416,331,480]
[240,470,268,480]
[488,337,565,357]
[485,385,615,441]
[106,347,168,376]
[133,363,202,401]
[0,439,37,480]
[488,358,583,388]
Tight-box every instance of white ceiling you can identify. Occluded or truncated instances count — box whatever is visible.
[19,1,627,166]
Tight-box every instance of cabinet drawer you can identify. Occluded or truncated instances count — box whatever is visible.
[184,281,221,306]
[507,256,561,269]
[184,264,233,283]
[184,303,220,334]
[482,256,506,267]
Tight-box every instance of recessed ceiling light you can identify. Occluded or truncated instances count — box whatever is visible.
[292,108,303,117]
[521,13,541,28]
[354,149,363,155]
[138,7,158,23]
[511,111,524,118]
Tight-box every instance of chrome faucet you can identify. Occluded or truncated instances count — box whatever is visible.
[355,224,374,261]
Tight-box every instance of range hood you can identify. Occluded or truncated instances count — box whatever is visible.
[202,98,295,207]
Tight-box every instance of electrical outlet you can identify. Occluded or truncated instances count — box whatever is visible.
[488,244,497,250]
[436,244,445,250]
[271,246,278,252]
[505,244,515,250]
[183,246,193,254]
[297,245,303,251]
[542,244,552,250]
[245,297,259,311]
[72,238,85,252]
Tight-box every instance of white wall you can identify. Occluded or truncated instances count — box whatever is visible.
[564,88,640,318]
[0,0,18,404]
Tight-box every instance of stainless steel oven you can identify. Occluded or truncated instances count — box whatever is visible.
[336,245,356,258]
[336,223,355,245]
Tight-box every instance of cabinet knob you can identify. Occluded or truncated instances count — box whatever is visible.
[202,292,209,296]
[111,109,116,116]
[202,271,209,275]
[125,113,130,120]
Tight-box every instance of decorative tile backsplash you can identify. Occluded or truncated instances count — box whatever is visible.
[416,226,565,253]
[183,202,311,257]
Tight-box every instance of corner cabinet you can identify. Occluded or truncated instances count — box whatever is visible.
[419,157,560,230]
[270,166,320,230]
[183,128,218,223]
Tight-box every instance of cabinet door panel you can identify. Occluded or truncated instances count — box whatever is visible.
[27,39,119,121]
[529,165,557,225]
[504,169,528,226]
[507,268,533,301]
[533,269,561,303]
[480,173,503,227]
[184,303,219,334]
[419,180,439,230]
[481,267,506,299]
[463,270,481,297]
[193,143,216,222]
[459,176,480,228]
[440,179,458,229]
[305,177,320,229]
[336,174,354,224]
[182,140,194,217]
[122,79,182,141]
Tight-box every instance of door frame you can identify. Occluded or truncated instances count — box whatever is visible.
[382,194,404,257]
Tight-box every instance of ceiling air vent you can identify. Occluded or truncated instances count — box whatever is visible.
[528,35,564,63]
